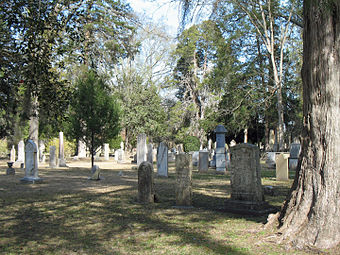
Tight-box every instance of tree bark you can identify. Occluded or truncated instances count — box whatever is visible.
[277,1,340,249]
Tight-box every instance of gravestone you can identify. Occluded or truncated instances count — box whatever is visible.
[104,143,110,161]
[58,132,67,167]
[10,145,16,162]
[191,151,199,166]
[289,143,301,171]
[157,142,168,177]
[138,161,154,203]
[137,133,147,167]
[15,140,25,166]
[225,143,275,215]
[77,140,87,158]
[115,149,124,163]
[266,152,276,168]
[177,144,184,153]
[215,125,227,173]
[175,153,192,206]
[6,162,15,175]
[21,140,42,183]
[88,165,101,180]
[168,152,176,162]
[276,153,290,181]
[147,144,153,164]
[198,151,209,172]
[49,146,57,168]
[39,141,45,163]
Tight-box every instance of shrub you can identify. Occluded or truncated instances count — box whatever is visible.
[183,136,200,152]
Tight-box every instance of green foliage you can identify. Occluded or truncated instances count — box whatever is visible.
[46,137,76,158]
[115,68,168,147]
[183,135,200,152]
[109,135,123,150]
[67,69,120,165]
[0,139,8,157]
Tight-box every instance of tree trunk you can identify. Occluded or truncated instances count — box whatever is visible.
[277,1,340,249]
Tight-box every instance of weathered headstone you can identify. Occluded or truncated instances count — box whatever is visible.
[88,165,101,180]
[21,140,42,183]
[198,151,209,172]
[266,152,276,167]
[137,133,147,167]
[49,146,57,168]
[226,143,274,214]
[168,152,176,162]
[157,142,168,177]
[10,145,16,162]
[289,143,301,170]
[138,161,154,203]
[230,144,264,201]
[276,153,290,181]
[58,132,67,167]
[177,144,184,153]
[104,143,110,161]
[147,144,153,164]
[77,140,87,158]
[191,151,199,166]
[39,141,45,163]
[175,153,192,206]
[6,162,15,175]
[215,125,227,173]
[15,140,25,166]
[115,149,124,163]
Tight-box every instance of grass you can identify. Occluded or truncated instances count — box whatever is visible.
[0,159,336,255]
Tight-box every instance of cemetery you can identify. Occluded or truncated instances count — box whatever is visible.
[0,132,330,254]
[1,0,340,254]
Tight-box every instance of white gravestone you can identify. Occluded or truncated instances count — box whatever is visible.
[157,142,168,177]
[77,140,87,158]
[137,134,147,167]
[15,140,25,166]
[89,165,101,180]
[104,143,110,161]
[21,140,42,183]
[49,146,57,168]
[147,144,153,164]
[215,125,227,173]
[10,145,16,162]
[276,153,290,181]
[39,140,45,163]
[58,132,67,167]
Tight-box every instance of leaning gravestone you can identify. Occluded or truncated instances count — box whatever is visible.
[226,143,274,214]
[137,134,147,167]
[198,151,209,172]
[215,125,227,173]
[10,145,16,162]
[49,146,57,168]
[175,153,192,206]
[58,132,67,167]
[138,161,154,203]
[88,165,101,180]
[276,153,290,181]
[157,142,168,177]
[21,140,42,183]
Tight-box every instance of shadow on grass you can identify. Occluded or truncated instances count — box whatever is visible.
[0,187,251,255]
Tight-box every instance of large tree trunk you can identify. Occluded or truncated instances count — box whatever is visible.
[277,1,340,249]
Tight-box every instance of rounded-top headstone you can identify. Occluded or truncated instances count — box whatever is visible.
[215,124,227,134]
[138,161,154,203]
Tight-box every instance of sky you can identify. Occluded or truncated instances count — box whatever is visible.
[127,0,181,36]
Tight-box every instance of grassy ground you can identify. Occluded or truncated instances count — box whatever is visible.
[0,158,337,255]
